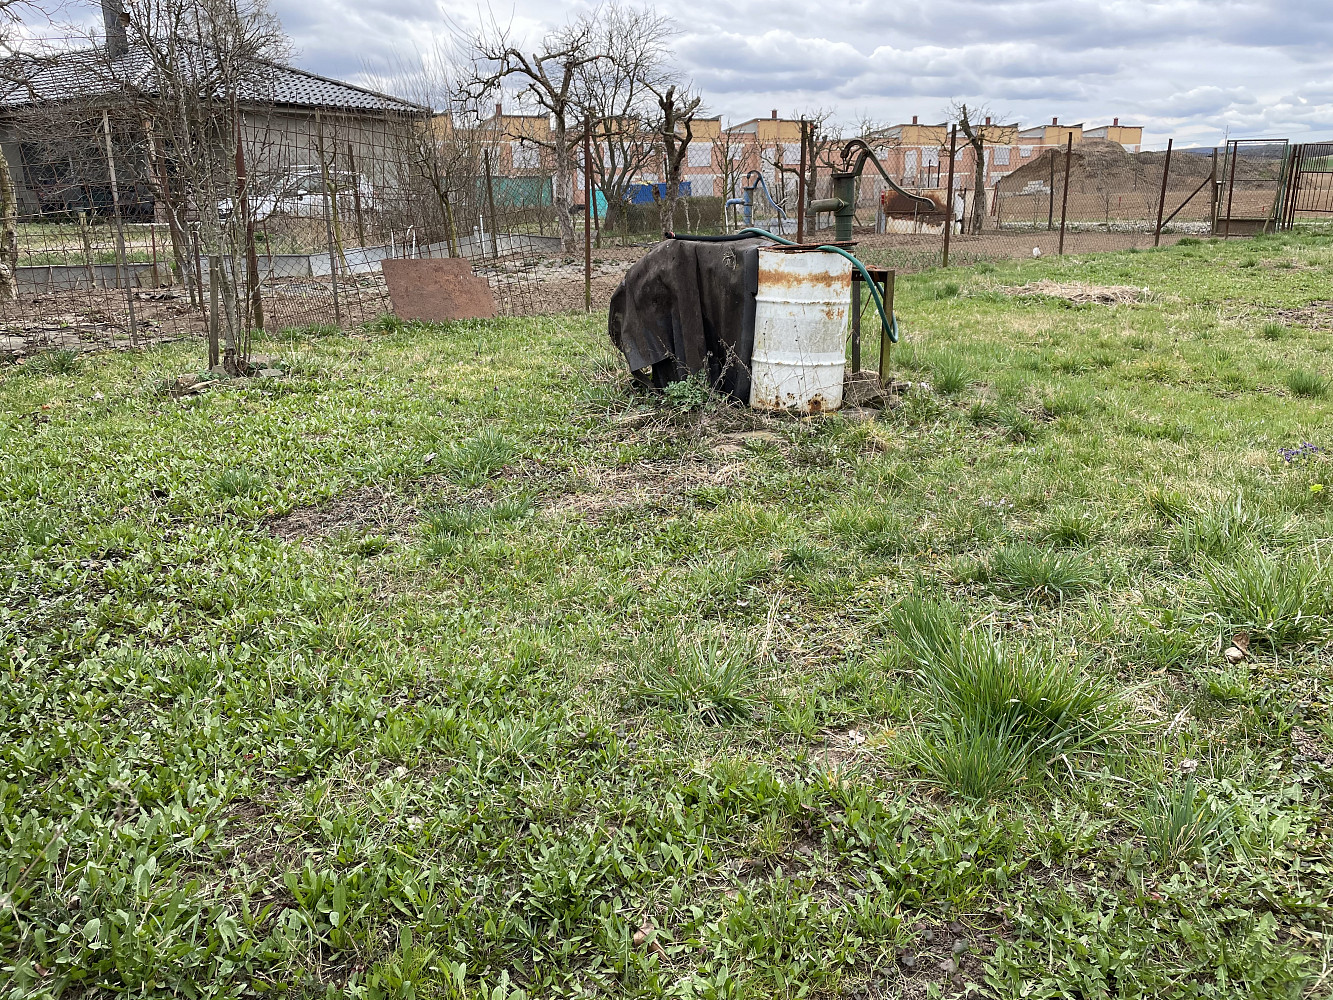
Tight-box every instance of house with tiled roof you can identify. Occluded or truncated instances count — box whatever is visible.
[0,1,424,218]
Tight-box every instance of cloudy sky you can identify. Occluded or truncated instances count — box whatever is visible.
[36,0,1333,146]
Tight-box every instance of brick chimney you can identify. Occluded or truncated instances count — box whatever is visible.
[1113,116,1119,126]
[495,102,503,118]
[1052,116,1058,125]
[102,0,129,58]
[911,115,918,125]
[984,116,992,126]
[770,109,777,120]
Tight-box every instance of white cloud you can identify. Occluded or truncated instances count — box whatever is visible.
[33,0,1333,145]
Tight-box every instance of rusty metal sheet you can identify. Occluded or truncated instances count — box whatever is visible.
[381,258,496,322]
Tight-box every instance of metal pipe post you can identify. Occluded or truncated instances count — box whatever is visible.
[1047,150,1055,230]
[1224,140,1239,237]
[850,273,860,373]
[583,125,592,313]
[796,119,807,244]
[100,111,139,348]
[483,149,500,260]
[942,126,957,267]
[878,270,895,384]
[1153,138,1173,246]
[1209,149,1219,235]
[1058,133,1073,255]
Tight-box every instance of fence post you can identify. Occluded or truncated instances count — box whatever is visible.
[1046,150,1055,230]
[583,124,592,314]
[796,119,807,244]
[483,149,500,260]
[942,125,957,267]
[1209,149,1219,235]
[1224,141,1239,237]
[100,110,139,348]
[1153,138,1173,246]
[1058,133,1073,255]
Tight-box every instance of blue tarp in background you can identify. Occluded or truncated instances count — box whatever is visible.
[624,182,693,205]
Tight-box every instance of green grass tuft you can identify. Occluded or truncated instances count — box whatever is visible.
[982,543,1099,599]
[891,597,1125,798]
[1286,369,1328,398]
[634,634,758,724]
[930,356,974,394]
[1200,547,1333,648]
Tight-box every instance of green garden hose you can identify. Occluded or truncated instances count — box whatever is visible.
[737,227,899,343]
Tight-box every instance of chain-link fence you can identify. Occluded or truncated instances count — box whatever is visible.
[0,98,1320,364]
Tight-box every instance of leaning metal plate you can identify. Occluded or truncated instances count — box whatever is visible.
[381,258,496,321]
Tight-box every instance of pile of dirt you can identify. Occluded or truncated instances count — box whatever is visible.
[1006,280,1149,304]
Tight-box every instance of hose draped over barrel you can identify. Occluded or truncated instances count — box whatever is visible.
[667,227,898,344]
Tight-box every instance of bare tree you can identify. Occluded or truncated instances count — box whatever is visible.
[378,44,493,256]
[0,0,46,299]
[573,3,671,233]
[711,126,746,227]
[654,82,701,234]
[72,0,290,363]
[469,14,601,252]
[951,101,996,234]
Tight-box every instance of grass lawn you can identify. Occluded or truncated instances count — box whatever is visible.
[4,232,1333,998]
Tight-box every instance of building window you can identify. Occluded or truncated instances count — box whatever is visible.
[993,146,1010,165]
[687,145,711,167]
[905,149,918,174]
[1020,145,1032,157]
[781,142,800,164]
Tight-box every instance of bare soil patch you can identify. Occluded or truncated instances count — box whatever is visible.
[1272,300,1333,329]
[266,484,418,544]
[1005,280,1149,305]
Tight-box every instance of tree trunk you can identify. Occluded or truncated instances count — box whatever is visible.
[659,155,676,235]
[970,141,986,235]
[0,150,17,302]
[552,117,575,252]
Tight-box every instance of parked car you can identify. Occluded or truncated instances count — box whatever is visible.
[219,167,374,222]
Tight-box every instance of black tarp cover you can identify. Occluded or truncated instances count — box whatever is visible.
[607,237,763,403]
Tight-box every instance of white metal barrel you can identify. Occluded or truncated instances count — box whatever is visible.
[749,248,850,413]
